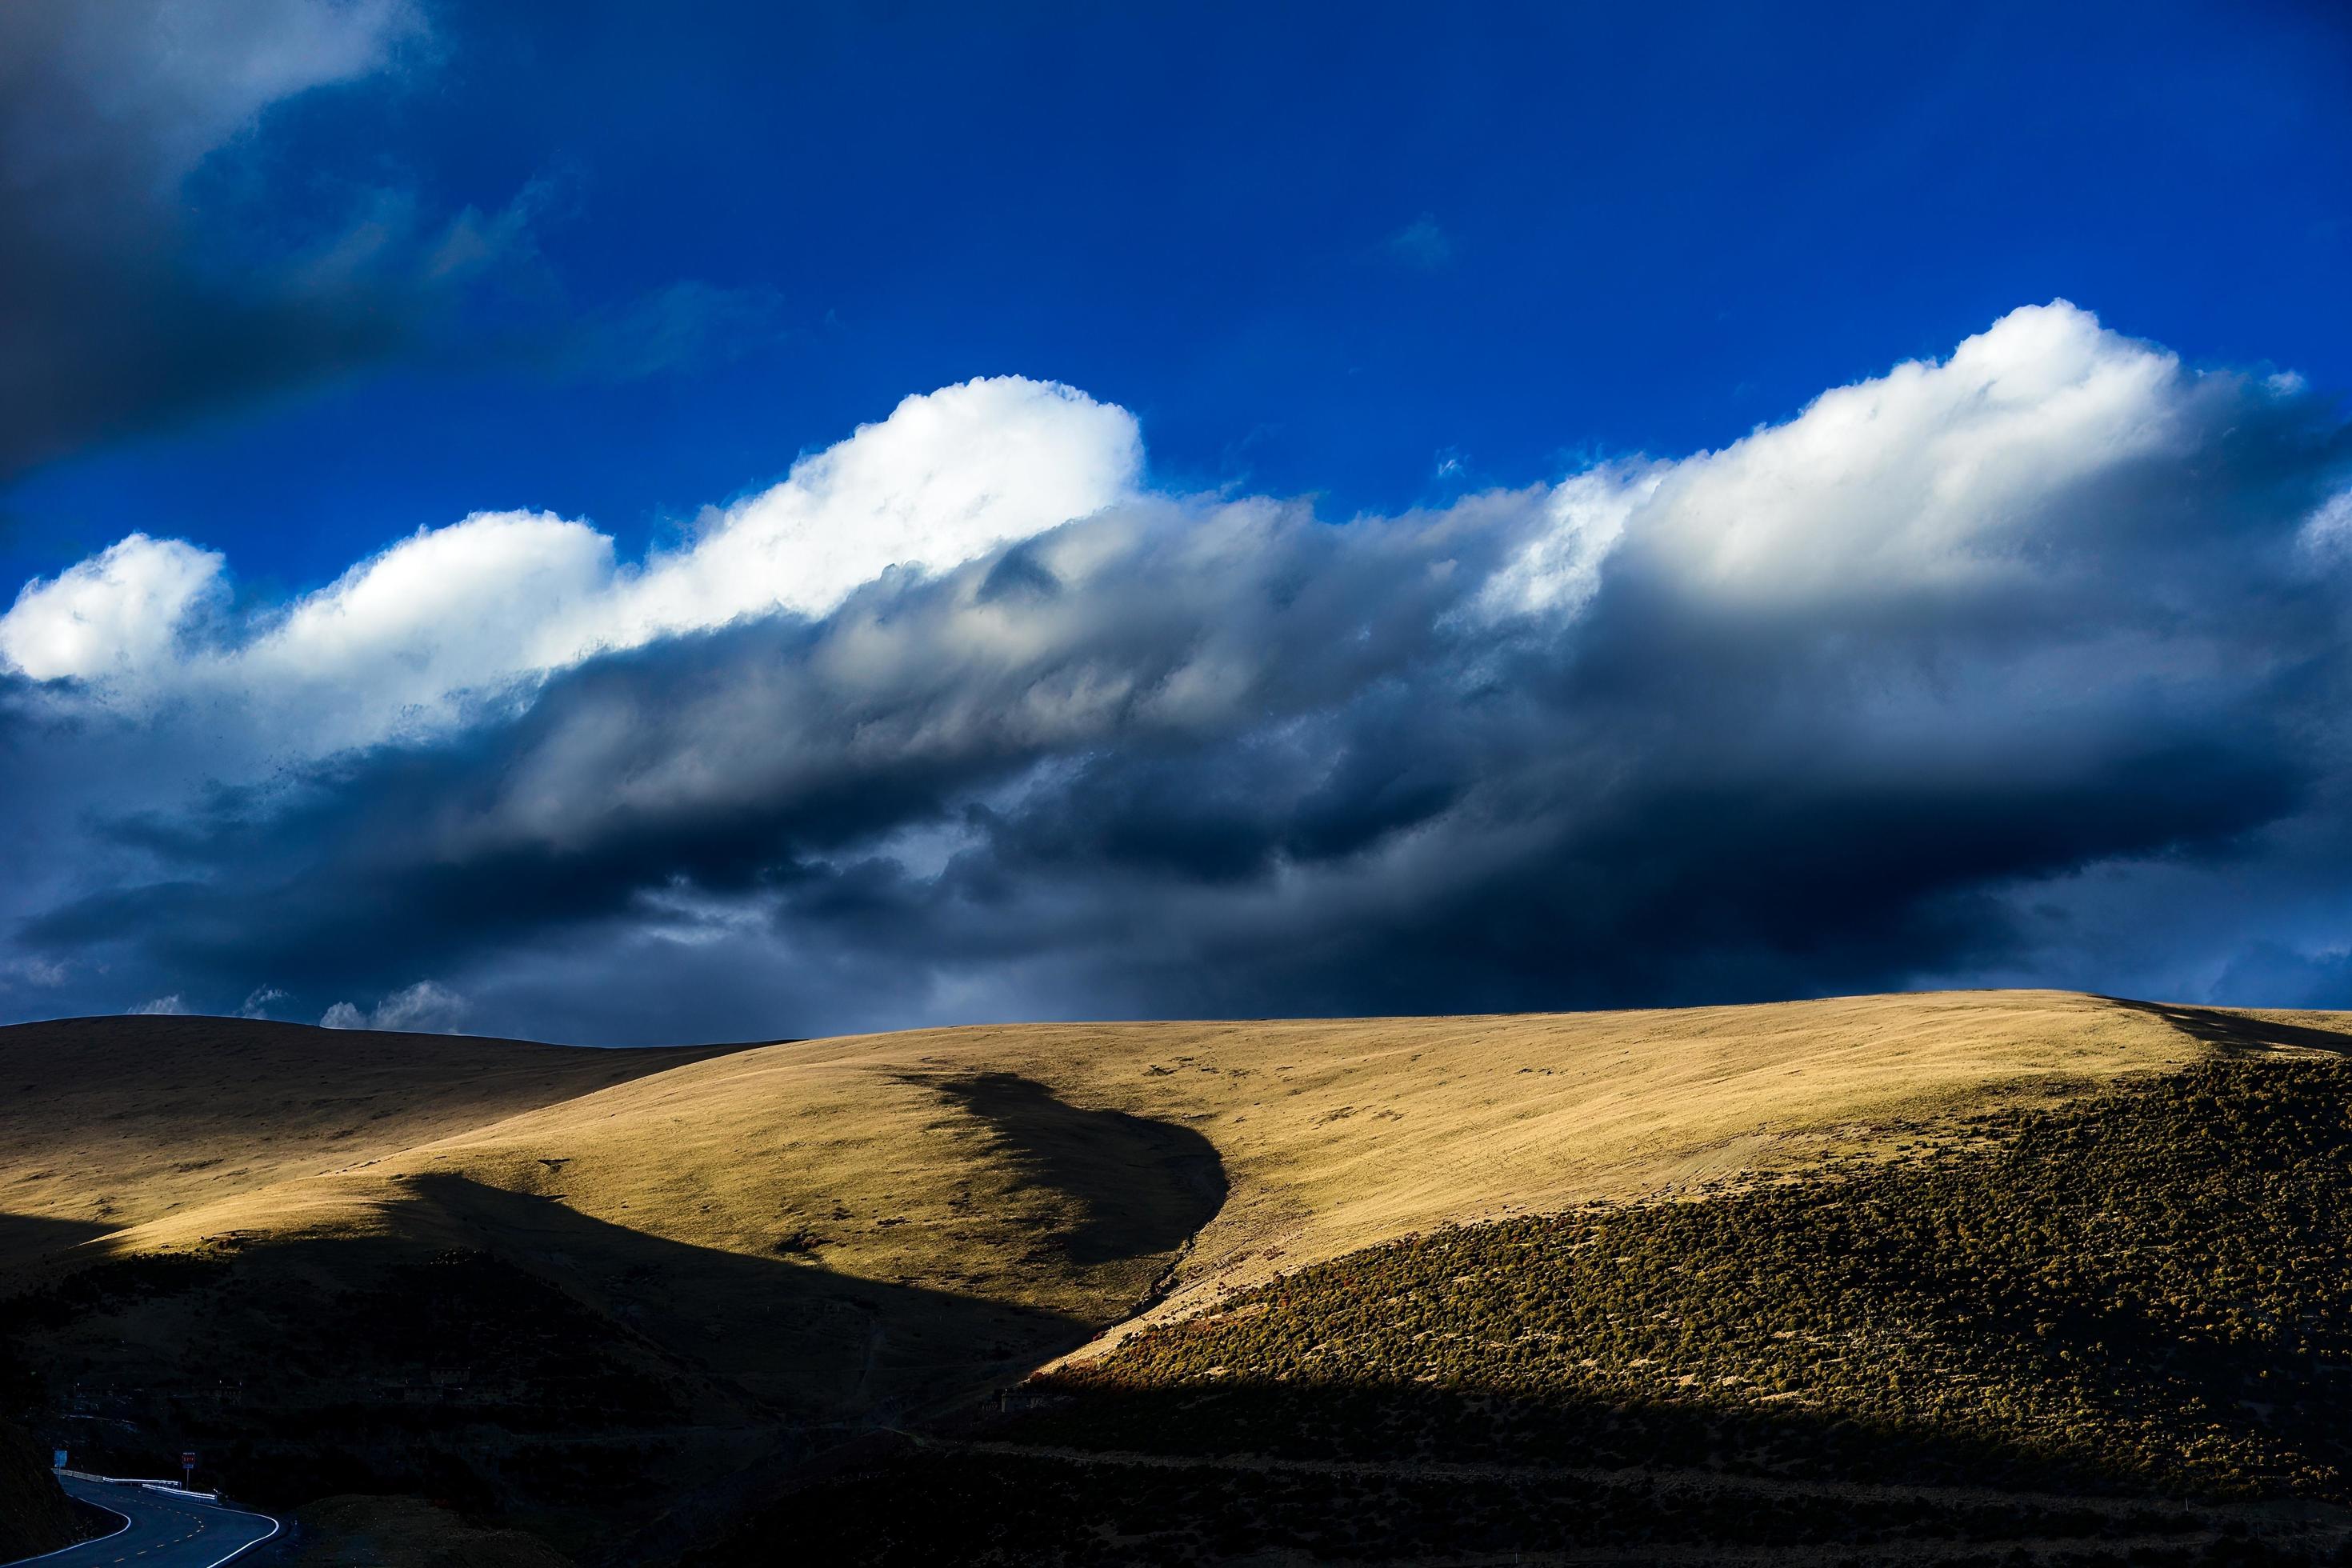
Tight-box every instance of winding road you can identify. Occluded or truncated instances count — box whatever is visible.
[27,1477,277,1568]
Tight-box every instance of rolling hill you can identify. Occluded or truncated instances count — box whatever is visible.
[3,992,2346,1563]
[0,1015,750,1274]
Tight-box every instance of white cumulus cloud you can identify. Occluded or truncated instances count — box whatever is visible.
[0,375,1142,755]
[5,302,2349,1034]
[0,534,226,686]
[319,980,467,1033]
[1606,302,2193,605]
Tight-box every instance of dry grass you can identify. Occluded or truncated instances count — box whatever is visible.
[14,989,2349,1555]
[0,1016,742,1272]
[11,990,2269,1421]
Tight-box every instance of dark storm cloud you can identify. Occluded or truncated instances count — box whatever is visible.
[0,0,768,508]
[18,490,1506,1003]
[4,304,2350,1038]
[0,0,530,478]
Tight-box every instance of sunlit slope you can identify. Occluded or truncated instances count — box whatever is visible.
[404,989,2205,1320]
[110,991,2218,1364]
[17,990,2329,1549]
[99,1052,1226,1418]
[0,1014,747,1268]
[746,1048,2352,1567]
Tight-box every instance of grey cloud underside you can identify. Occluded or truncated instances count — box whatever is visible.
[18,359,2352,1038]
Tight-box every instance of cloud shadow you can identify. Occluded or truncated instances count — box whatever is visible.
[912,1072,1228,1269]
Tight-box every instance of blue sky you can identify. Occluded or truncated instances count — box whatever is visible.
[2,1,2350,1039]
[6,1,2346,590]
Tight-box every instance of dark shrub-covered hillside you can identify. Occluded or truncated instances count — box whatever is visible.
[0,1417,82,1560]
[1042,1058,2352,1498]
[712,1057,2352,1566]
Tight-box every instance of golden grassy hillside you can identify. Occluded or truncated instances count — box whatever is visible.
[52,994,2235,1397]
[0,1015,747,1270]
[7,990,2341,1557]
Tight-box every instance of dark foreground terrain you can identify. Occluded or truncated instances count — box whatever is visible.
[0,1418,84,1558]
[702,1056,2352,1565]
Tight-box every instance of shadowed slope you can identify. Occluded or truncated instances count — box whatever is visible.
[90,1066,1222,1410]
[2,1172,1100,1554]
[0,1015,750,1269]
[4,1071,1213,1554]
[700,1048,2352,1566]
[0,1417,81,1560]
[919,1072,1227,1267]
[289,1494,576,1568]
[2108,996,2352,1057]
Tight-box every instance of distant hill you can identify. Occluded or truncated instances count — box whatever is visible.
[0,1014,750,1273]
[3,993,2346,1563]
